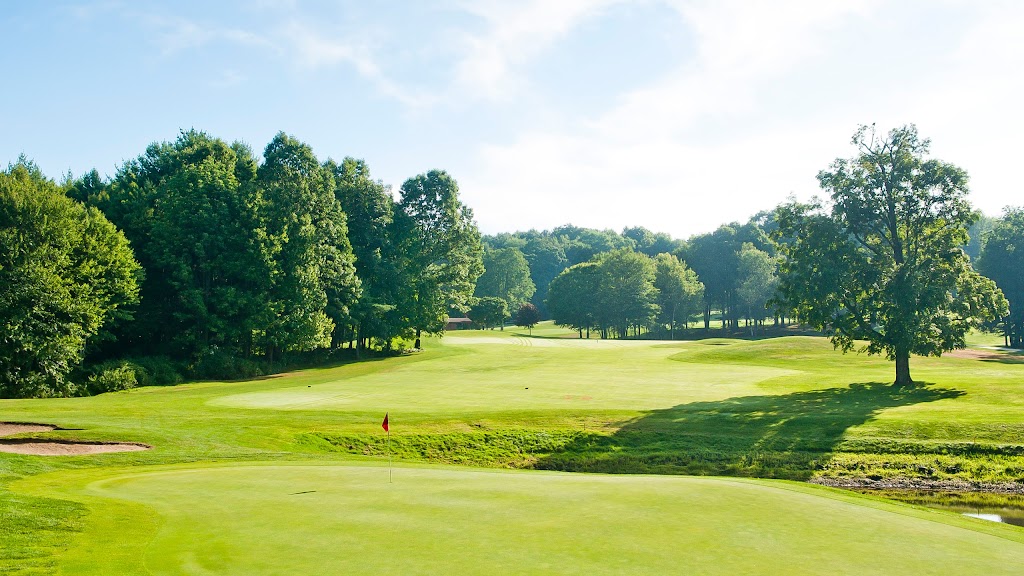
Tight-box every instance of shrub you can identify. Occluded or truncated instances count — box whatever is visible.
[86,362,139,394]
[129,356,183,386]
[191,349,264,380]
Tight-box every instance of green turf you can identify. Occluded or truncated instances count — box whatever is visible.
[22,463,1024,575]
[2,324,1024,573]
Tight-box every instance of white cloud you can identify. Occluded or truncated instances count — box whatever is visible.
[460,0,874,237]
[282,21,378,73]
[451,0,623,101]
[143,14,272,55]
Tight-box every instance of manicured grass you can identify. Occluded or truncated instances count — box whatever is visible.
[2,324,1024,573]
[21,463,1024,575]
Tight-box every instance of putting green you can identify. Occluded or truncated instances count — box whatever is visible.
[210,337,796,413]
[52,463,1024,575]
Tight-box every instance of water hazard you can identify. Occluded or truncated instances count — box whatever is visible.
[854,489,1024,527]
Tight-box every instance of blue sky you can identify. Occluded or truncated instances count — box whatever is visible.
[3,0,1022,239]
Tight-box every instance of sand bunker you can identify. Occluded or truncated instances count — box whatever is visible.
[0,422,151,456]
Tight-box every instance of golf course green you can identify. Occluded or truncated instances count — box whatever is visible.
[3,325,1024,574]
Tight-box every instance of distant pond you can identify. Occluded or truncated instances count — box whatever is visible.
[854,489,1024,527]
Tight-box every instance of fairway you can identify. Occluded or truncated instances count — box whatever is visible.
[47,463,1024,575]
[4,329,1024,574]
[210,335,796,412]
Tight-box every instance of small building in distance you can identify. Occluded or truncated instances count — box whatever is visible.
[445,316,473,330]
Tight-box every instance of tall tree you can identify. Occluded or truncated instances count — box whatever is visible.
[623,226,682,257]
[0,160,141,397]
[329,157,399,351]
[521,235,568,316]
[514,302,541,334]
[776,125,1007,385]
[469,297,508,330]
[395,170,483,348]
[258,133,360,361]
[145,132,268,357]
[735,243,778,332]
[475,247,536,322]
[681,227,742,329]
[653,253,704,339]
[977,207,1024,348]
[76,132,269,359]
[965,212,997,262]
[546,261,600,338]
[594,249,659,338]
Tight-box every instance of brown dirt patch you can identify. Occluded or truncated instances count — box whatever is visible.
[0,421,151,455]
[946,349,1024,362]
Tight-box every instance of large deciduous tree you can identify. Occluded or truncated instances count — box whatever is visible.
[0,160,141,397]
[735,243,778,333]
[329,157,400,351]
[469,296,509,330]
[653,253,704,339]
[475,247,536,320]
[394,170,483,348]
[546,261,600,338]
[258,133,360,361]
[681,227,742,329]
[514,302,541,334]
[776,125,1007,385]
[977,207,1024,348]
[594,249,659,338]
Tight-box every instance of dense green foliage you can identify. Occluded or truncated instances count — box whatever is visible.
[474,247,536,315]
[546,249,662,338]
[5,130,486,394]
[977,207,1024,348]
[652,253,704,338]
[394,170,484,348]
[3,121,1012,391]
[469,296,509,329]
[513,301,541,332]
[257,133,361,361]
[735,243,778,332]
[328,157,400,351]
[776,125,1007,384]
[0,160,140,398]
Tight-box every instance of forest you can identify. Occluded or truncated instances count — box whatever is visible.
[1,125,1022,397]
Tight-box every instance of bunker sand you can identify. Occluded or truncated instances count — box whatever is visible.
[0,422,150,456]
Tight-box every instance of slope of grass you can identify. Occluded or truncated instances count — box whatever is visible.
[2,325,1023,573]
[19,463,1024,575]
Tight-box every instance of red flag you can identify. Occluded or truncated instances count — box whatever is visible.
[381,413,389,432]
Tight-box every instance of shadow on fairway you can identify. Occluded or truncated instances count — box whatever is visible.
[534,382,963,480]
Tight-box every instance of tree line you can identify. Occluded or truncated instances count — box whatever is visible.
[1,131,483,398]
[475,126,1021,385]
[2,124,1022,396]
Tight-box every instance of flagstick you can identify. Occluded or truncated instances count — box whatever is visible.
[387,427,392,483]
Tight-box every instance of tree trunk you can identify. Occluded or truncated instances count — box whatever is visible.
[895,348,913,386]
[415,328,421,350]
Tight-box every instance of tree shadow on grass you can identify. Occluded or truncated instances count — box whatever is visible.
[534,383,964,480]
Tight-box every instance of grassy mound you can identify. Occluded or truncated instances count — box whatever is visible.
[29,463,1024,575]
[2,326,1024,572]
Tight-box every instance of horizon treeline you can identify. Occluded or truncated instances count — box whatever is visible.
[2,128,1022,398]
[479,208,1020,346]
